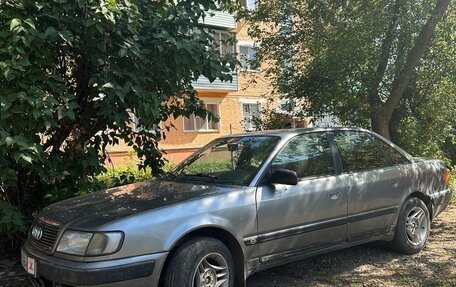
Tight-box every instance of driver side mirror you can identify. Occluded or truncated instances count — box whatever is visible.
[269,169,298,185]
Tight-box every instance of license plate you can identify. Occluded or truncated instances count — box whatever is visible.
[21,250,37,277]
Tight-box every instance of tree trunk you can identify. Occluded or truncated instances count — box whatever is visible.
[371,0,451,139]
[371,113,391,139]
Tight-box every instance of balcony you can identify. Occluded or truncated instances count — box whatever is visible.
[192,73,238,91]
[199,10,236,30]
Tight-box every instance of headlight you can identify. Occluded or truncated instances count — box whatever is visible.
[56,230,123,256]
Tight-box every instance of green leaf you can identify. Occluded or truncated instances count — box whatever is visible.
[58,30,74,44]
[108,0,117,8]
[32,110,41,119]
[24,18,36,30]
[3,67,14,80]
[10,105,23,114]
[45,26,57,37]
[66,109,76,121]
[95,24,104,34]
[119,48,128,57]
[18,57,31,66]
[102,82,114,89]
[5,137,14,147]
[10,19,21,31]
[57,108,65,120]
[20,154,33,164]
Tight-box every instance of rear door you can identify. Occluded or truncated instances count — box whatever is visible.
[255,132,348,262]
[332,131,410,241]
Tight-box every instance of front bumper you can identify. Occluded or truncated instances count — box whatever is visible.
[21,240,168,287]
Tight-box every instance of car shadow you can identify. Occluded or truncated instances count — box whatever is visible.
[247,207,456,287]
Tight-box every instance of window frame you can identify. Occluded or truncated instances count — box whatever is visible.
[371,135,412,166]
[331,130,398,174]
[241,101,261,132]
[183,101,221,133]
[240,0,257,10]
[268,132,339,181]
[213,30,235,57]
[238,42,259,72]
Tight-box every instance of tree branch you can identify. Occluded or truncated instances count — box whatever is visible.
[382,0,451,118]
[368,0,407,107]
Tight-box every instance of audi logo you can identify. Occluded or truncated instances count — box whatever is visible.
[31,225,43,241]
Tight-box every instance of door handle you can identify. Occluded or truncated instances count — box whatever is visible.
[328,191,340,200]
[392,182,399,189]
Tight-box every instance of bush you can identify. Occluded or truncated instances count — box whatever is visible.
[72,162,176,194]
[0,0,234,252]
[0,201,27,251]
[95,166,154,190]
[0,162,176,251]
[186,161,232,174]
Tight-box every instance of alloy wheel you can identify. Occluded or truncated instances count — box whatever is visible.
[192,252,229,287]
[405,206,429,246]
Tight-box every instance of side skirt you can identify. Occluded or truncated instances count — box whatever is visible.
[247,233,392,276]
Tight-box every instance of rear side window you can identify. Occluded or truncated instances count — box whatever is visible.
[374,138,410,165]
[272,133,335,178]
[333,131,388,172]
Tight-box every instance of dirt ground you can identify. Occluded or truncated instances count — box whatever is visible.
[1,203,455,287]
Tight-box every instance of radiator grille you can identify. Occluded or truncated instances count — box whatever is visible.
[29,219,60,253]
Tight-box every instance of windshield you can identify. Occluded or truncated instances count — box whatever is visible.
[172,136,281,186]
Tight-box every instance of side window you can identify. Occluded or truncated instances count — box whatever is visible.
[374,138,410,165]
[333,131,388,172]
[272,133,335,178]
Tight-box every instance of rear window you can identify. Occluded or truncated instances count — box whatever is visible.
[333,131,388,172]
[374,138,410,165]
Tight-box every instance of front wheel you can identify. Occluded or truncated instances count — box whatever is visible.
[163,237,234,287]
[390,197,430,254]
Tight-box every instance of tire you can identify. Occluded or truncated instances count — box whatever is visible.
[163,237,235,287]
[390,197,430,254]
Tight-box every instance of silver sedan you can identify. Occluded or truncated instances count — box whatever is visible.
[21,127,452,287]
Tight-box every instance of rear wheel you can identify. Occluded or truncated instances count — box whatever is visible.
[163,237,234,287]
[391,197,430,254]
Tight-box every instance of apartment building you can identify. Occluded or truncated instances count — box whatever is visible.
[108,3,307,166]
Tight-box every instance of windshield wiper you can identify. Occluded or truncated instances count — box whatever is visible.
[184,173,219,183]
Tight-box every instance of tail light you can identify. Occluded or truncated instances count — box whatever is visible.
[443,168,451,185]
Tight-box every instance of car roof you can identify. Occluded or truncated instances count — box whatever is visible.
[218,126,373,139]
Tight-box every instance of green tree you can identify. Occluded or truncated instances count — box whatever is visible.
[0,0,236,242]
[246,0,453,140]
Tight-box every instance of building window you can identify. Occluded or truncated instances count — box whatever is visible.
[213,31,235,56]
[239,45,258,71]
[241,0,257,10]
[184,103,220,131]
[242,103,260,131]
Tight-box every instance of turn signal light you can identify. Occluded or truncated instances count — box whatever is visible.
[443,168,451,185]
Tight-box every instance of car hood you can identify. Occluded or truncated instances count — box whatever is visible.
[37,180,237,230]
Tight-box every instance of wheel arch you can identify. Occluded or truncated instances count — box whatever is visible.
[407,191,434,221]
[158,226,246,287]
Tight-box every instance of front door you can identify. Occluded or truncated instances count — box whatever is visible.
[255,132,348,263]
